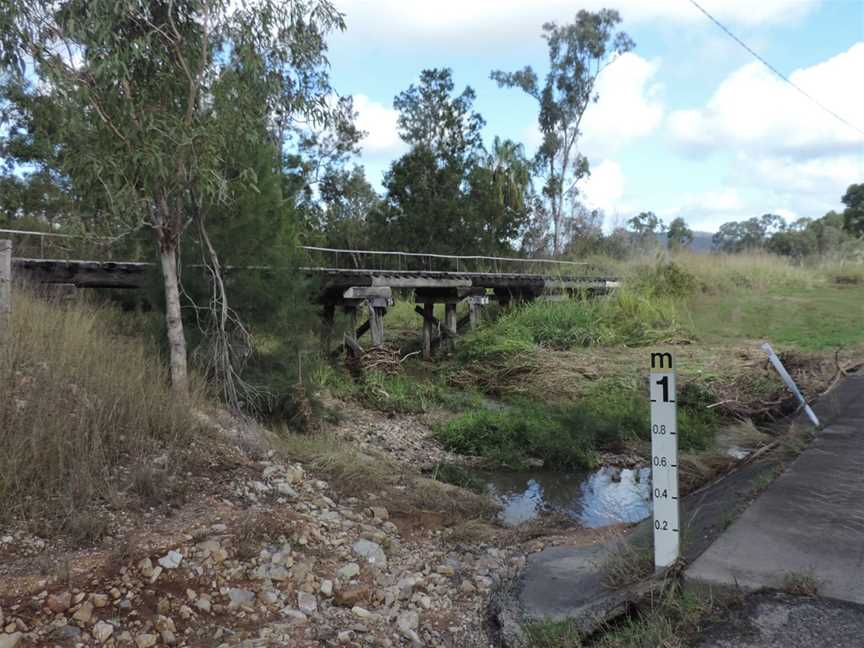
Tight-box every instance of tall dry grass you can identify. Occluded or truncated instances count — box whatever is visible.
[0,288,197,534]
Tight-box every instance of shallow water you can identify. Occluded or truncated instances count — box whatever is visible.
[481,466,653,528]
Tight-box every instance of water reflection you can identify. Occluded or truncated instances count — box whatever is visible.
[481,466,653,528]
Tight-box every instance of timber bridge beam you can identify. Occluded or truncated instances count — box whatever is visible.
[2,232,619,360]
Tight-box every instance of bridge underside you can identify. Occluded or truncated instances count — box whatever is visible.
[313,267,619,359]
[11,259,619,360]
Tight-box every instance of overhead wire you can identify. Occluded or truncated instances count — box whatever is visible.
[686,0,864,138]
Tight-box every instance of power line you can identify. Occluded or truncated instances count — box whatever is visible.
[686,0,864,138]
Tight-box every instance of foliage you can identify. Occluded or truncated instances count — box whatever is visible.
[2,0,347,395]
[667,217,694,251]
[317,165,380,258]
[492,9,634,256]
[437,379,716,469]
[372,69,531,257]
[712,214,785,253]
[842,183,864,237]
[627,211,666,249]
[435,401,608,469]
[393,67,485,159]
[0,290,196,536]
[520,618,584,648]
[457,289,686,363]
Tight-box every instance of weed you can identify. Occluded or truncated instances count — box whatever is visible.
[782,571,820,597]
[429,463,487,494]
[593,587,714,648]
[520,618,583,648]
[601,542,654,589]
[275,430,401,494]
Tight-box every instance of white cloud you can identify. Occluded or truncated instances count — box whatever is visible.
[582,53,664,158]
[352,94,406,156]
[522,53,664,159]
[333,0,819,47]
[668,43,864,158]
[579,160,625,213]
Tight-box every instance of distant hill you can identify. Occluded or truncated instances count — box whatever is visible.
[658,230,714,253]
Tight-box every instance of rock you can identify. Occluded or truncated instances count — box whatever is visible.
[337,630,352,643]
[352,539,387,566]
[320,580,333,597]
[335,585,370,608]
[89,593,109,608]
[297,592,317,614]
[72,601,94,624]
[138,558,154,578]
[0,633,22,648]
[351,606,371,619]
[93,621,114,642]
[461,580,477,594]
[397,610,420,634]
[369,506,389,521]
[47,592,72,613]
[281,609,308,625]
[228,589,255,609]
[397,576,418,599]
[155,616,176,633]
[436,565,455,577]
[50,625,81,640]
[135,633,158,648]
[258,590,280,605]
[161,630,177,645]
[195,597,211,613]
[337,563,360,580]
[283,465,305,484]
[158,550,183,570]
[275,482,298,498]
[253,564,290,581]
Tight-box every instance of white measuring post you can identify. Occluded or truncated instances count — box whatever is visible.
[650,351,680,573]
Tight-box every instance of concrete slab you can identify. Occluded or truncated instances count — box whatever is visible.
[687,374,864,604]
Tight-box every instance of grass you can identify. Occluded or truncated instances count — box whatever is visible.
[314,359,482,414]
[520,588,717,648]
[687,284,864,351]
[436,379,718,470]
[782,571,820,597]
[0,289,197,540]
[601,542,654,589]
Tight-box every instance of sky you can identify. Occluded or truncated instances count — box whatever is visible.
[324,0,864,233]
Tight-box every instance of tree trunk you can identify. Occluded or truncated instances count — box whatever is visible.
[158,242,189,396]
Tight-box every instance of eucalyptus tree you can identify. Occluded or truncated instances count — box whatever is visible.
[2,0,345,398]
[491,9,634,256]
[667,217,694,251]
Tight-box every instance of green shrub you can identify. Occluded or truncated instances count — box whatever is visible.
[458,287,686,364]
[436,378,718,468]
[436,401,614,470]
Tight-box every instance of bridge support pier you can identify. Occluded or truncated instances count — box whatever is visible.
[422,303,434,360]
[368,298,387,347]
[320,304,335,355]
[468,295,488,329]
[444,303,457,350]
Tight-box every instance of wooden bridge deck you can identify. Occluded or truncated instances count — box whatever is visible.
[10,258,619,292]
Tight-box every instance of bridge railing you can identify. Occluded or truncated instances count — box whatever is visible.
[0,228,152,262]
[300,245,596,276]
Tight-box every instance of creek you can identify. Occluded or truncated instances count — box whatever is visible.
[479,466,653,527]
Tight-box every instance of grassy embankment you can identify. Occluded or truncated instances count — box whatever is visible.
[0,289,199,542]
[319,252,864,476]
